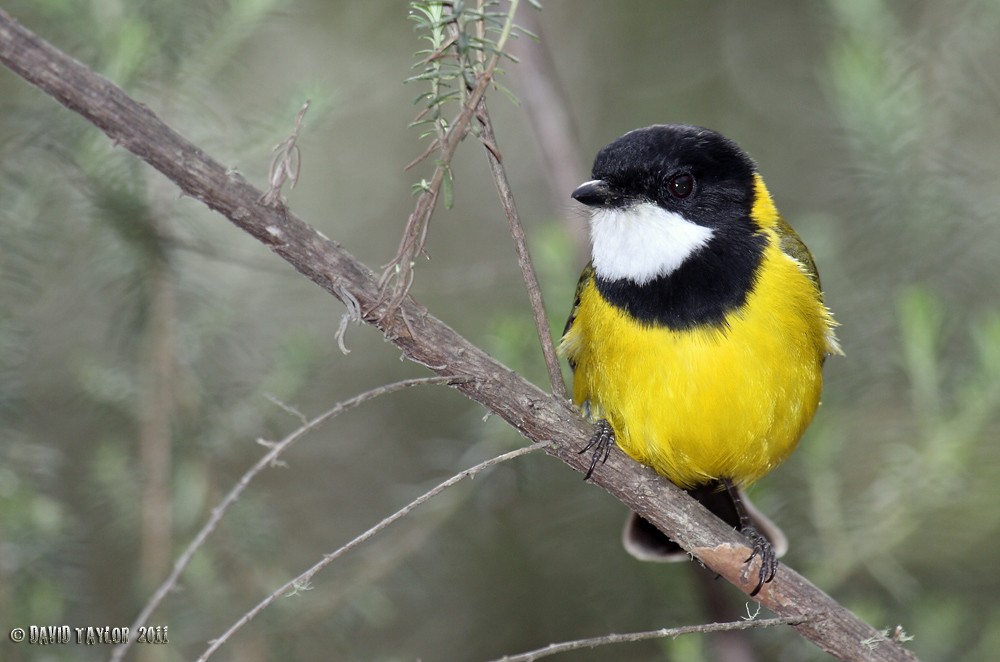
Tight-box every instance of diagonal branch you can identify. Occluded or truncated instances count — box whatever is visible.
[0,11,918,662]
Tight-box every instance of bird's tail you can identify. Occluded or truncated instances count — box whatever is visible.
[621,482,788,562]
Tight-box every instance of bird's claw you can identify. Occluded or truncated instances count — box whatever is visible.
[743,526,778,597]
[579,419,615,480]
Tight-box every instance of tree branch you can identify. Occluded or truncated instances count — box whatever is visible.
[489,614,814,662]
[0,10,918,661]
[477,102,568,401]
[109,377,459,662]
[197,444,544,661]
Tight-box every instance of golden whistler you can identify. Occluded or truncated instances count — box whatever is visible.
[561,124,841,594]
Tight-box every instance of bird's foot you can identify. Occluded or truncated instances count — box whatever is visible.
[579,419,615,480]
[742,524,778,597]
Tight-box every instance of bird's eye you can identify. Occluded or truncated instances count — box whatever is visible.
[667,173,694,199]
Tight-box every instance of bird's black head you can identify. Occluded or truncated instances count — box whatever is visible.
[571,124,769,330]
[572,124,758,230]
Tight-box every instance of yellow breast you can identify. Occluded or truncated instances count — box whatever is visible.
[561,240,833,489]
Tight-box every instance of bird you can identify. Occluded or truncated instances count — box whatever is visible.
[559,124,841,595]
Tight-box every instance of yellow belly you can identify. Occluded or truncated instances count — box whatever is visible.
[561,245,830,489]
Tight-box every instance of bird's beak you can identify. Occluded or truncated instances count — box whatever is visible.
[571,179,611,207]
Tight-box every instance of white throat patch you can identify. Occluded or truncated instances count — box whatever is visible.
[589,203,714,284]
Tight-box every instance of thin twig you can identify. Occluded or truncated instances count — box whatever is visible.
[197,443,546,661]
[109,376,460,662]
[263,393,309,425]
[489,615,814,662]
[378,0,522,318]
[477,103,567,400]
[259,98,310,207]
[377,70,489,314]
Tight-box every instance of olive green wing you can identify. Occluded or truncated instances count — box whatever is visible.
[775,216,844,357]
[562,262,594,370]
[775,216,823,295]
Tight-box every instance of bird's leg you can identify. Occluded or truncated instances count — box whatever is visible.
[723,479,778,596]
[579,419,615,480]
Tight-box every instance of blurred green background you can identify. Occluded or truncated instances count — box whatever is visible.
[2,1,999,660]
